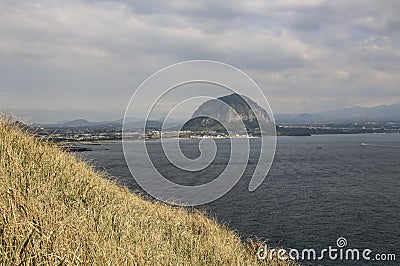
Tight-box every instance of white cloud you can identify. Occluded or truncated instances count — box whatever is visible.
[335,70,350,81]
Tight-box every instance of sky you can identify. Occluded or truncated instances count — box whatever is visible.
[0,0,399,123]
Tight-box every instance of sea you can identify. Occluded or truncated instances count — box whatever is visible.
[76,134,400,265]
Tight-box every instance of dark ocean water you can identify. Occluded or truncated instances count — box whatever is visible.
[77,134,400,265]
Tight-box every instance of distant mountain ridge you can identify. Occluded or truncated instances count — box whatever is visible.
[275,104,400,123]
[46,119,120,128]
[39,103,400,128]
[44,117,174,129]
[57,119,92,127]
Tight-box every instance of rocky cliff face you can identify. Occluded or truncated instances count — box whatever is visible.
[182,93,272,133]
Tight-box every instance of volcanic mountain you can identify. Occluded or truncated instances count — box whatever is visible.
[181,93,273,133]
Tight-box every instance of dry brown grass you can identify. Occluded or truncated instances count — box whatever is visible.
[0,120,296,265]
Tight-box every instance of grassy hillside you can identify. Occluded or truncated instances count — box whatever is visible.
[0,120,294,265]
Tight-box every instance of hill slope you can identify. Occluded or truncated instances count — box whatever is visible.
[0,120,293,265]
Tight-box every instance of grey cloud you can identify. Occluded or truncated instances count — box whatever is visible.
[0,0,399,122]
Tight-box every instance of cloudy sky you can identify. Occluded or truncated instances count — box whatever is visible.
[0,0,399,123]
